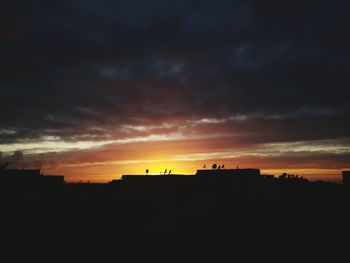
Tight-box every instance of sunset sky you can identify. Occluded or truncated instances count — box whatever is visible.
[1,0,350,182]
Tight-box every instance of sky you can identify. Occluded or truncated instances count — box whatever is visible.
[1,0,350,182]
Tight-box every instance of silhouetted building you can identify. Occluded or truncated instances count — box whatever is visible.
[0,167,64,201]
[0,168,41,177]
[121,174,188,188]
[0,167,64,185]
[195,168,260,178]
[342,171,350,186]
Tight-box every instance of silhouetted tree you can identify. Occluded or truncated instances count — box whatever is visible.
[212,164,217,169]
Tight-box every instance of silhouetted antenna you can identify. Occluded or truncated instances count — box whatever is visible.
[146,169,149,176]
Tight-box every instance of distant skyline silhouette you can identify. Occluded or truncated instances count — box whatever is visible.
[1,163,350,263]
[0,158,347,183]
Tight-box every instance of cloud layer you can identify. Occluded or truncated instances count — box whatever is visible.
[1,0,350,181]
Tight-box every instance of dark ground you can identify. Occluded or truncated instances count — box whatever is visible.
[1,176,349,263]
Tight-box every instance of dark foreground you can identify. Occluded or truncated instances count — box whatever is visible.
[1,176,350,263]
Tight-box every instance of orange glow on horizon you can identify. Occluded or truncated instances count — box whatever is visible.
[3,133,349,183]
[42,158,347,183]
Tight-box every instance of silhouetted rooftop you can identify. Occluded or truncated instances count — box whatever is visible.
[0,168,64,185]
[342,171,350,185]
[0,169,41,177]
[195,168,260,177]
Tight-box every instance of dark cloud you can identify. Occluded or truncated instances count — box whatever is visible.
[1,0,350,149]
